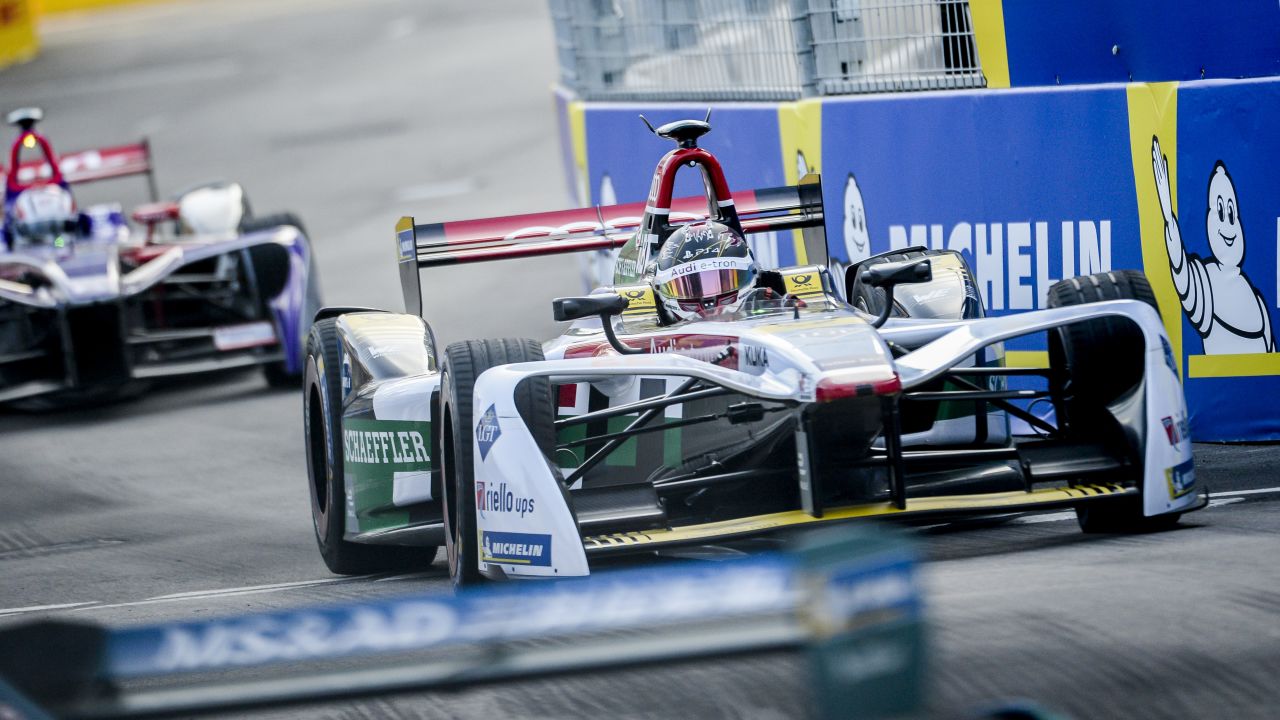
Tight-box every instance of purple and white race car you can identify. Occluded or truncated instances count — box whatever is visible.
[0,108,321,406]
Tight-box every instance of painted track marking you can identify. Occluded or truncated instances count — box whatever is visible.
[0,602,97,617]
[146,577,355,601]
[0,577,378,618]
[1213,486,1280,497]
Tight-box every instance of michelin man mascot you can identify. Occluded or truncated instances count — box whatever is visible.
[1152,137,1274,353]
[842,173,871,264]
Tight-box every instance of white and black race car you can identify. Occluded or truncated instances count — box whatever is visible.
[303,118,1204,584]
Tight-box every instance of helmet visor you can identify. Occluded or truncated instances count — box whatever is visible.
[656,268,754,302]
[654,256,755,302]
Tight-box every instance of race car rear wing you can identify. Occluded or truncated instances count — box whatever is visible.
[3,141,158,201]
[395,176,825,317]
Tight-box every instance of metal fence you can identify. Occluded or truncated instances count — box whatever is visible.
[548,0,985,101]
[800,0,984,94]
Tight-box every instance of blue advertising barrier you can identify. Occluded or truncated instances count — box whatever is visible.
[997,0,1280,88]
[562,74,1280,440]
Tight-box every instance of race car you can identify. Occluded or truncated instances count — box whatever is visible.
[0,108,321,406]
[303,117,1204,583]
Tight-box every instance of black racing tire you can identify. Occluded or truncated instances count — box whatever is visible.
[304,318,432,574]
[1046,270,1181,533]
[438,338,555,588]
[1076,496,1182,534]
[263,361,297,389]
[242,212,311,388]
[1046,270,1158,412]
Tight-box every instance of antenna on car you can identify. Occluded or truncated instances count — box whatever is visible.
[638,114,657,135]
[6,107,43,132]
[704,107,712,123]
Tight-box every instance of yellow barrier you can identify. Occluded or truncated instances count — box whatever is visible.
[2,0,176,72]
[36,0,159,13]
[0,0,39,71]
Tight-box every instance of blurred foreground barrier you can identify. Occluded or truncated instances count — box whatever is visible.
[0,0,39,71]
[0,525,922,719]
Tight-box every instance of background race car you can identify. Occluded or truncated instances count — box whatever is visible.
[0,108,321,406]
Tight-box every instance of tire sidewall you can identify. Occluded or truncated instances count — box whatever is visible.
[438,358,482,587]
[303,327,344,558]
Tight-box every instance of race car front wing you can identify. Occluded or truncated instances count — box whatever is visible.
[467,300,1204,579]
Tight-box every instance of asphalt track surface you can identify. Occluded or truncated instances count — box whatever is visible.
[1,2,1278,718]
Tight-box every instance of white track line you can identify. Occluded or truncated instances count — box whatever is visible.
[75,577,373,612]
[2,572,420,618]
[0,602,97,617]
[147,577,355,601]
[1213,486,1280,497]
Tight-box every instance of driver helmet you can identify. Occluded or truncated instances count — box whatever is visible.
[10,185,76,249]
[653,220,758,321]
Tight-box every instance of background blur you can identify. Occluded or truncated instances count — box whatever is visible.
[2,0,578,347]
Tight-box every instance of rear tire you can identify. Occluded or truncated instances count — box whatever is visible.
[1046,270,1181,533]
[304,318,432,574]
[438,338,555,588]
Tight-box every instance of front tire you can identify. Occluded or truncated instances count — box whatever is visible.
[438,338,555,588]
[304,318,429,573]
[1076,496,1182,534]
[1046,270,1181,533]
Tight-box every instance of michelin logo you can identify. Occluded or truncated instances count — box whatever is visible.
[843,174,871,264]
[1152,137,1274,354]
[887,219,1112,310]
[846,172,1111,309]
[481,530,552,567]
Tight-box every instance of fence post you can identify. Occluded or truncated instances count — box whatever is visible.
[789,0,818,97]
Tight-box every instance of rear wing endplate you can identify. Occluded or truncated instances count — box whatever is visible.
[395,176,825,317]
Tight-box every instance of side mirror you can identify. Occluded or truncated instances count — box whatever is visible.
[859,258,932,288]
[857,258,932,328]
[551,294,644,354]
[552,294,629,323]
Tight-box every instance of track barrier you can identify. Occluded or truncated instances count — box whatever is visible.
[0,525,923,720]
